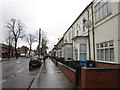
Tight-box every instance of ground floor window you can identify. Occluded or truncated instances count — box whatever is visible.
[75,49,78,60]
[57,52,59,57]
[60,51,62,57]
[96,41,114,62]
[80,44,87,60]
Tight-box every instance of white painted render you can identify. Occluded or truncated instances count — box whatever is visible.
[92,1,120,64]
[73,37,89,60]
[58,0,120,64]
[62,44,72,61]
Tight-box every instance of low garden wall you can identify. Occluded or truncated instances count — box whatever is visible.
[81,67,120,88]
[57,62,77,85]
[51,58,120,89]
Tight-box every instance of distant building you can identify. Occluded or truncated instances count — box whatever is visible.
[50,45,57,57]
[17,46,29,57]
[0,43,15,58]
[55,37,64,58]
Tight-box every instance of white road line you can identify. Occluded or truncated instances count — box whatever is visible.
[0,80,6,84]
[16,68,25,74]
[10,63,13,65]
[0,63,28,84]
[11,74,16,77]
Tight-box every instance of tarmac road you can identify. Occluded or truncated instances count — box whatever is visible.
[1,57,39,89]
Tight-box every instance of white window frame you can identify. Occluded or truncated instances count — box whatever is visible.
[95,0,112,23]
[74,49,78,60]
[96,41,114,62]
[79,44,87,60]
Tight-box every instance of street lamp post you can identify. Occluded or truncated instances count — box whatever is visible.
[38,28,41,57]
[8,30,11,59]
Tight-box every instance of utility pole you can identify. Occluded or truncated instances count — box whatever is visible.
[38,28,41,57]
[8,34,10,59]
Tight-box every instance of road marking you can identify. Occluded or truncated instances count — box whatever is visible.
[0,68,26,84]
[10,63,13,65]
[11,74,16,77]
[0,80,6,84]
[16,68,25,74]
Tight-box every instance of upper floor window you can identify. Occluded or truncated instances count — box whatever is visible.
[77,30,79,36]
[69,31,71,42]
[83,18,86,32]
[78,26,81,31]
[64,36,67,43]
[95,0,112,23]
[83,26,86,32]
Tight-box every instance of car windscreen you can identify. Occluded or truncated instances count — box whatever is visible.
[30,57,38,60]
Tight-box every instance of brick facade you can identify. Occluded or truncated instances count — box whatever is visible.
[52,59,120,89]
[57,62,77,85]
[81,68,120,88]
[96,62,120,68]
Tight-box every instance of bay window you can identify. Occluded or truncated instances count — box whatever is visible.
[80,44,87,60]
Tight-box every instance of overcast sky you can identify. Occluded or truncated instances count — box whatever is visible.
[1,0,93,51]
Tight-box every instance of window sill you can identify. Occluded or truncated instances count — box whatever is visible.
[96,60,117,64]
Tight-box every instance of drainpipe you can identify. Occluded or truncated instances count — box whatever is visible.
[87,9,91,61]
[91,4,96,63]
[72,27,74,61]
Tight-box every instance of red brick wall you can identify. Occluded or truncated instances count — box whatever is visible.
[58,62,77,85]
[96,62,120,68]
[81,68,120,88]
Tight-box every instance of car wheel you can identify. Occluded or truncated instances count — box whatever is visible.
[38,65,41,68]
[29,65,32,71]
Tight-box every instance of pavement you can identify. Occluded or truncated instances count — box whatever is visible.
[30,58,75,89]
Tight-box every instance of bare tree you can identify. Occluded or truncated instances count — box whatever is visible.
[25,33,37,55]
[5,32,14,58]
[41,31,48,56]
[6,18,25,59]
[5,34,13,46]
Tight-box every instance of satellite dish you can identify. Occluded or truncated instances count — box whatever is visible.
[84,20,92,28]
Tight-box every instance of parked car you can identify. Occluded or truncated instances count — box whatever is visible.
[27,55,32,58]
[37,55,45,62]
[29,57,42,70]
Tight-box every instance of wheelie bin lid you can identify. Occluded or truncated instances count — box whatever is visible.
[80,60,88,62]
